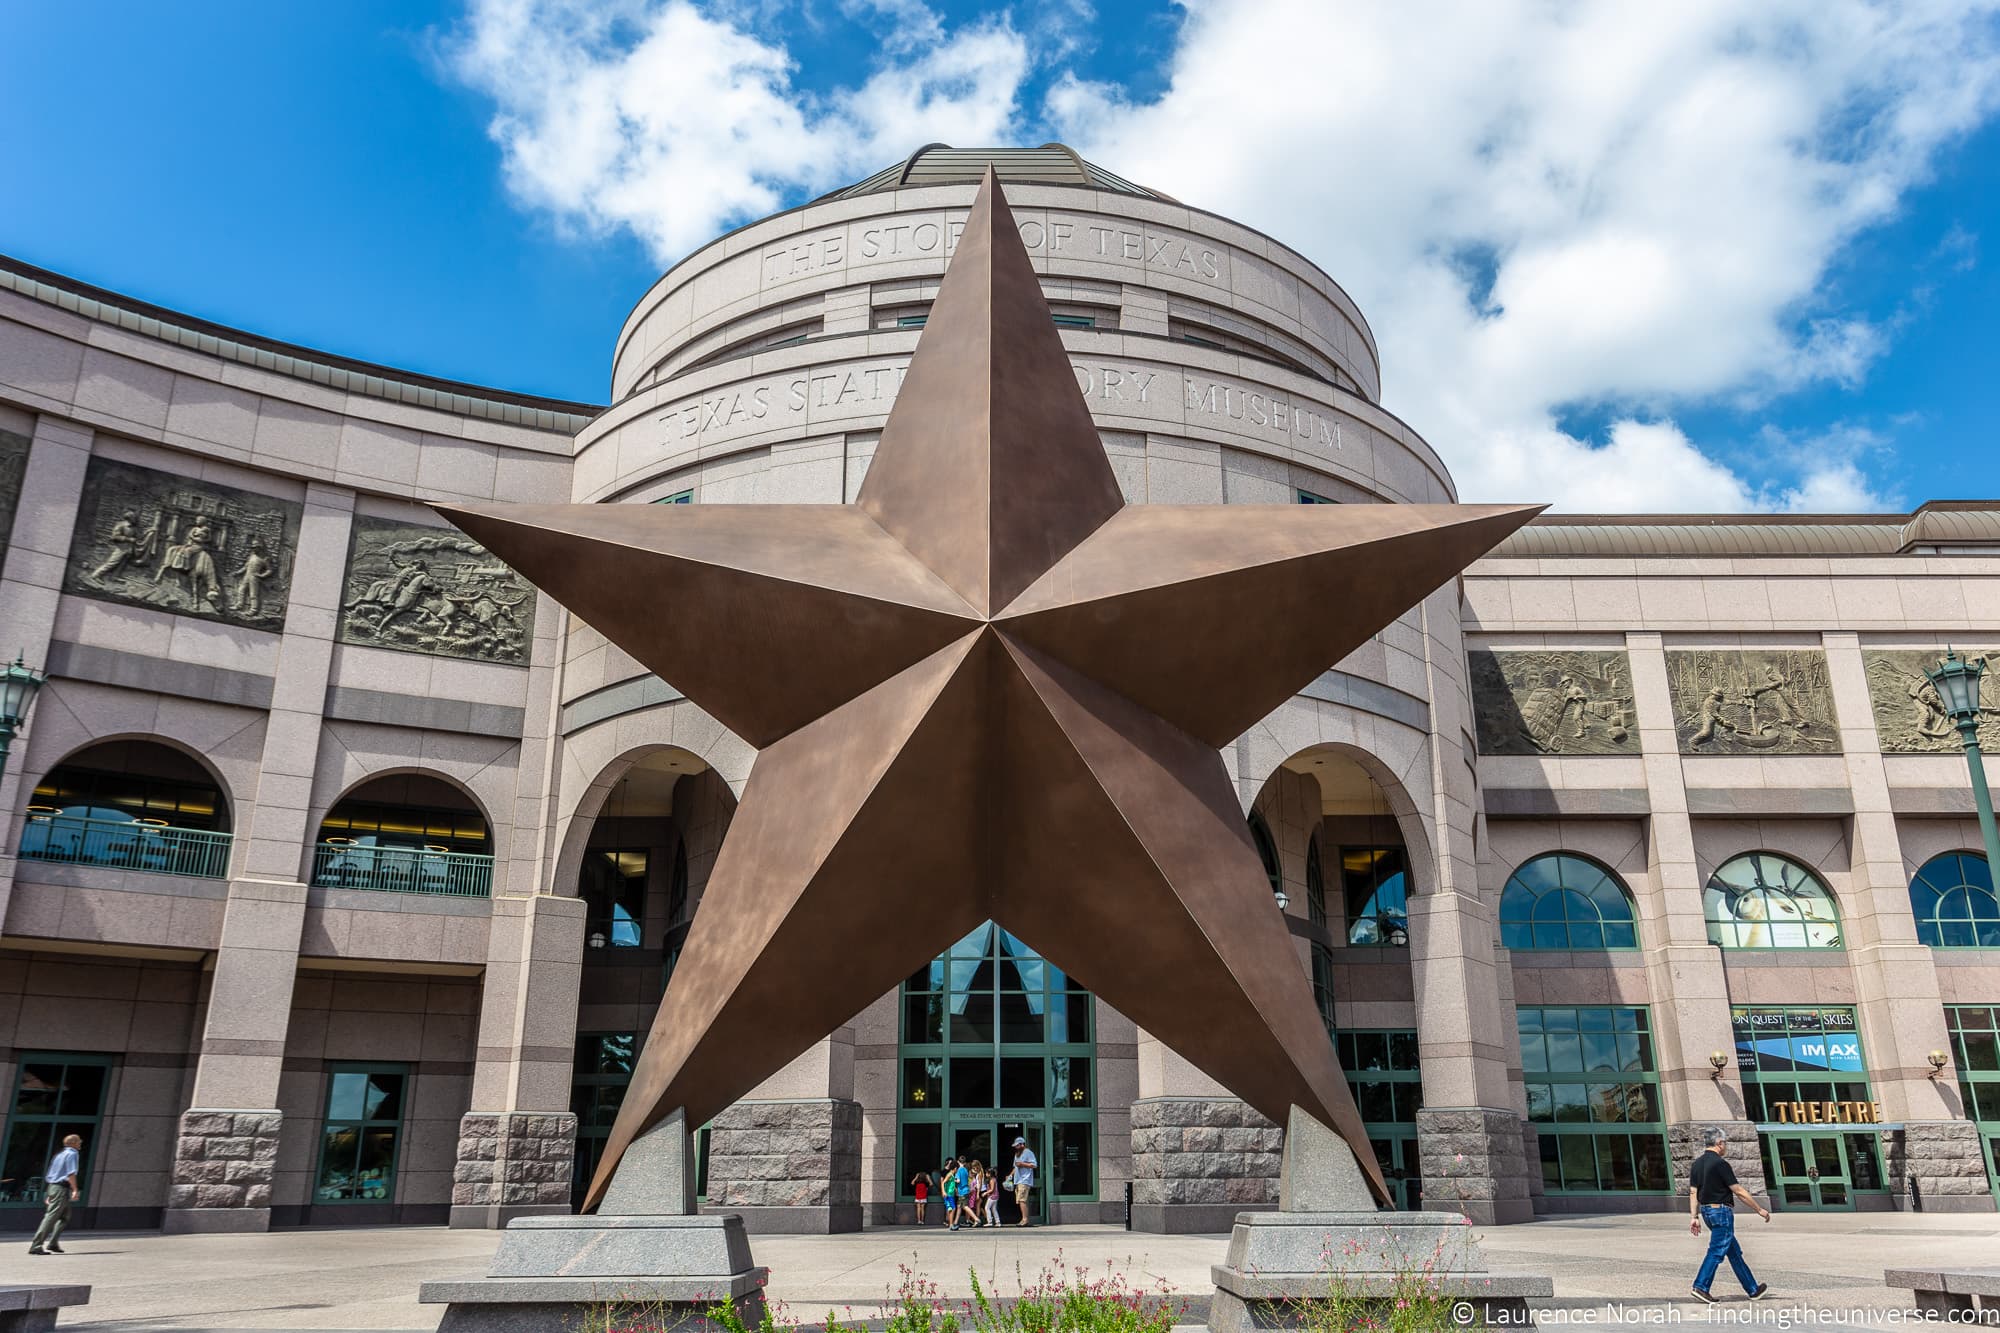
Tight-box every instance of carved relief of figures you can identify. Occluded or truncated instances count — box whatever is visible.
[0,429,30,563]
[337,516,537,665]
[64,456,301,632]
[1864,649,2000,752]
[1666,649,1840,755]
[1469,650,1639,755]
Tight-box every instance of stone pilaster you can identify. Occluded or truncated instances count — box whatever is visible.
[1889,1121,1994,1212]
[162,879,308,1233]
[1129,1096,1281,1233]
[451,1111,577,1220]
[703,1098,862,1233]
[452,892,585,1227]
[165,1109,282,1231]
[1416,1107,1533,1224]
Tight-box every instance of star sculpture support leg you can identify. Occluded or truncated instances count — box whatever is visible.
[438,167,1543,1216]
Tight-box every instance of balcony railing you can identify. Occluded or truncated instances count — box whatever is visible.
[18,812,233,879]
[310,842,493,898]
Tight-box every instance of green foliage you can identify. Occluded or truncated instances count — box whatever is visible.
[1273,1226,1474,1333]
[964,1259,1185,1333]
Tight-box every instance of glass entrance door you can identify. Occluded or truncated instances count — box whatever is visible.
[950,1119,1044,1223]
[1768,1134,1854,1210]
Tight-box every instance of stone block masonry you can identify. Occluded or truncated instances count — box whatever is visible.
[450,1111,576,1228]
[704,1099,862,1233]
[1130,1097,1281,1233]
[1889,1121,1994,1212]
[163,1109,282,1233]
[1417,1108,1534,1225]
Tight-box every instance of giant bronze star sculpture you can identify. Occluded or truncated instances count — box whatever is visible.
[440,171,1539,1212]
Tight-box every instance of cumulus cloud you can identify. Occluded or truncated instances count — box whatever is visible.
[1051,0,2000,510]
[447,0,2000,511]
[447,0,1027,257]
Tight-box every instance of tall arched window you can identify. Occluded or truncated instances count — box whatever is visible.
[1909,852,2000,948]
[1249,813,1280,897]
[1705,852,1841,950]
[1499,854,1639,950]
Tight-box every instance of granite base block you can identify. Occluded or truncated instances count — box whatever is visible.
[1207,1211,1551,1332]
[419,1214,767,1332]
[424,1274,765,1333]
[0,1284,91,1333]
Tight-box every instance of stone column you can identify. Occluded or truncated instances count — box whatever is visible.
[0,414,91,927]
[703,1029,863,1233]
[451,891,585,1227]
[1130,1036,1281,1233]
[163,483,353,1234]
[1413,590,1533,1224]
[1624,633,1767,1201]
[1823,634,1990,1210]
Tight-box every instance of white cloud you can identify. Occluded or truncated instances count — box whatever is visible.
[1051,0,2000,510]
[447,0,1027,258]
[448,0,2000,511]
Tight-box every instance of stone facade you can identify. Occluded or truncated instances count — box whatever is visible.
[1470,649,1639,756]
[449,1112,577,1226]
[337,515,537,664]
[1863,650,2000,753]
[1665,648,1841,755]
[1888,1121,1991,1211]
[1416,1108,1534,1225]
[164,1109,282,1232]
[63,454,304,631]
[1667,1121,1768,1206]
[1129,1097,1281,1233]
[3,145,2000,1240]
[703,1099,862,1234]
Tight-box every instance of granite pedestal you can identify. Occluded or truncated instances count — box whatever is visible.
[1207,1108,1551,1332]
[419,1111,767,1333]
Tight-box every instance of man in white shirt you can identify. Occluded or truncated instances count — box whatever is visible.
[1010,1136,1037,1227]
[27,1134,82,1255]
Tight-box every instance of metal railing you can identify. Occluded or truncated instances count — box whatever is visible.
[18,812,233,879]
[310,842,493,897]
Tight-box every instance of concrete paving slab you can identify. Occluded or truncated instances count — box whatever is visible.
[1,1214,1997,1331]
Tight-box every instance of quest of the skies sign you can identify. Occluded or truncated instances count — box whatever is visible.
[1732,1007,1883,1126]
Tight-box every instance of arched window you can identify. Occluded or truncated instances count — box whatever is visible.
[1249,812,1280,897]
[1499,854,1639,950]
[1306,835,1327,929]
[1909,852,2000,948]
[1705,852,1841,950]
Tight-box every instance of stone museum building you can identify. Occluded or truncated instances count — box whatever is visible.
[1,144,1997,1236]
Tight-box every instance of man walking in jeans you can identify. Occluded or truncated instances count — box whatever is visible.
[1688,1127,1769,1303]
[27,1133,83,1256]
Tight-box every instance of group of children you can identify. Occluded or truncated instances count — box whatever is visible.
[909,1143,1032,1230]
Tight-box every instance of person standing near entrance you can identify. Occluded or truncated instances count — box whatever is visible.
[940,1156,961,1232]
[1010,1135,1037,1227]
[1688,1128,1770,1303]
[909,1166,933,1226]
[27,1134,83,1255]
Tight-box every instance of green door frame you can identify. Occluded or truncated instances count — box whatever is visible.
[1765,1132,1855,1211]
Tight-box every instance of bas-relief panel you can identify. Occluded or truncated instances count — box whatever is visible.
[0,429,29,561]
[1666,649,1840,755]
[64,456,302,632]
[1863,648,2000,753]
[336,516,537,665]
[1468,649,1639,755]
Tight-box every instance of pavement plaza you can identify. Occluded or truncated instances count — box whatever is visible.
[4,1214,1999,1332]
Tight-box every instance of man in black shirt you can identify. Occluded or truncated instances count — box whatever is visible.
[1688,1127,1770,1303]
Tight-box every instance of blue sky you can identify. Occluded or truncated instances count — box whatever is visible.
[4,0,1999,513]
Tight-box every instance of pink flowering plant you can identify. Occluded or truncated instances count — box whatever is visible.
[965,1255,1187,1333]
[1272,1224,1470,1333]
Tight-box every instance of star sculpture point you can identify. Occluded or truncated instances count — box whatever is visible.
[439,168,1542,1213]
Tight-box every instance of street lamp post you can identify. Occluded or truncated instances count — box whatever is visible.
[0,655,45,786]
[1925,649,2000,876]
